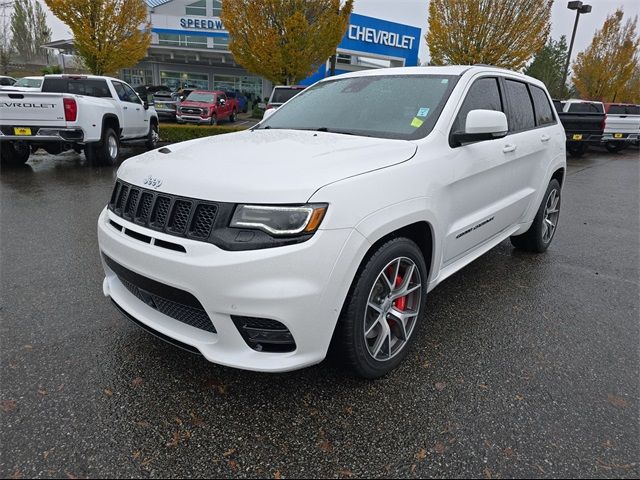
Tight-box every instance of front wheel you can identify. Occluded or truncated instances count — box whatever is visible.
[335,237,427,379]
[0,141,30,165]
[209,115,217,126]
[510,179,561,253]
[229,110,237,122]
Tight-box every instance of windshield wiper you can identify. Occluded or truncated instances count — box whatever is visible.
[314,127,357,136]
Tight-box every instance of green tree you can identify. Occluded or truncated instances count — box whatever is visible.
[572,9,640,103]
[45,0,151,75]
[427,0,553,71]
[524,36,569,99]
[221,0,354,85]
[10,0,51,62]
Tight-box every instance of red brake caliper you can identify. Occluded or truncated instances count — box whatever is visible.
[393,276,407,311]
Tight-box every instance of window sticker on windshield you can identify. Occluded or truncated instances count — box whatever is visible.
[411,117,424,128]
[441,79,449,84]
[417,107,430,117]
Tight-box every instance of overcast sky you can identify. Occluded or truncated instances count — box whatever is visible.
[43,0,639,64]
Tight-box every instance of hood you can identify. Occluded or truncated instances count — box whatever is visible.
[117,129,417,203]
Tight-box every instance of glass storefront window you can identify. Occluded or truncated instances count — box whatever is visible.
[158,33,207,48]
[212,75,262,98]
[212,0,222,16]
[186,0,206,16]
[211,36,229,50]
[160,71,209,91]
[121,68,153,87]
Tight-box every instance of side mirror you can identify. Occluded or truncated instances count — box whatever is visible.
[219,98,226,105]
[452,110,508,145]
[262,108,276,121]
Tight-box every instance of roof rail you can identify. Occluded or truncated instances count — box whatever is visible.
[472,64,525,75]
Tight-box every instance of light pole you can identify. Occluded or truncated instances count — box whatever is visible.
[562,1,592,96]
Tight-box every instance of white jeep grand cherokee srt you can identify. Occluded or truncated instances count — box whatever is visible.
[98,66,566,378]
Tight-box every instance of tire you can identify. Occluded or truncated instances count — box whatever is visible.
[85,127,119,166]
[210,114,217,126]
[567,143,587,157]
[146,121,159,150]
[0,141,30,166]
[510,179,561,253]
[605,142,625,153]
[229,109,237,122]
[335,237,428,379]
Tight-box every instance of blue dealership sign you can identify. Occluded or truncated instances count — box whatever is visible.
[340,13,420,65]
[300,13,421,86]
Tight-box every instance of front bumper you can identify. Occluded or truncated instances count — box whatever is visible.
[176,114,210,124]
[97,207,367,372]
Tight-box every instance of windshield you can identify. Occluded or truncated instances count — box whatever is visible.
[186,92,215,103]
[271,87,305,103]
[260,75,458,140]
[15,78,42,88]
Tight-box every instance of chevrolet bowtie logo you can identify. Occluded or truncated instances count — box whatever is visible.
[143,175,163,189]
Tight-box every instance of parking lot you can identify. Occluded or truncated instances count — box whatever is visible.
[0,147,638,478]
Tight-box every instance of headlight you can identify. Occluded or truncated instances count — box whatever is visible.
[230,204,327,236]
[201,107,209,115]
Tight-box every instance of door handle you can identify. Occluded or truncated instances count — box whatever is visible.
[123,106,128,110]
[541,134,551,142]
[503,144,517,153]
[136,108,141,111]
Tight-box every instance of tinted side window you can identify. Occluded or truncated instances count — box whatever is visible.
[504,80,535,132]
[121,83,141,104]
[608,105,626,114]
[530,85,555,125]
[112,82,128,102]
[452,77,503,133]
[42,78,112,98]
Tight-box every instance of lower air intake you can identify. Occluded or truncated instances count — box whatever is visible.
[231,316,296,353]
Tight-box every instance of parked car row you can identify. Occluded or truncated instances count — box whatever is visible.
[553,99,640,156]
[0,74,159,166]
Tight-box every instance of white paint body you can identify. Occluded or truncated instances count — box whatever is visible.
[98,66,566,372]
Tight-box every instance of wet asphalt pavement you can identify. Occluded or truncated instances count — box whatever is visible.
[1,146,638,479]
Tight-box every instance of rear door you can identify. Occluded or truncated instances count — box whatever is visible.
[499,78,551,226]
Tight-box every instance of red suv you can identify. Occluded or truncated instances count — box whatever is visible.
[176,90,237,125]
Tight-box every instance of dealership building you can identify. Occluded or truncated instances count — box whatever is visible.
[45,0,421,98]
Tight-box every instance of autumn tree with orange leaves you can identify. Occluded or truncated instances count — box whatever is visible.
[427,0,553,70]
[45,0,151,75]
[572,9,640,103]
[221,0,353,85]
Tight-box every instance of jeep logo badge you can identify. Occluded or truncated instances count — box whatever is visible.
[143,175,163,188]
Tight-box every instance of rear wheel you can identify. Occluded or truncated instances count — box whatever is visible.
[0,141,30,166]
[605,142,625,153]
[567,143,587,157]
[335,237,427,379]
[85,128,119,166]
[510,179,561,253]
[229,109,237,122]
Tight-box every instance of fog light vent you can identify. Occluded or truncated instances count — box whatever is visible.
[231,316,296,353]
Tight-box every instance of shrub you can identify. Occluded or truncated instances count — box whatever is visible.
[251,106,265,119]
[42,65,63,75]
[159,124,244,144]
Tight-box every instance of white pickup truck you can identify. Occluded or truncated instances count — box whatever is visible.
[0,75,159,166]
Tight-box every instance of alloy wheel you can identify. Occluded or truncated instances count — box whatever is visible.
[542,188,560,244]
[364,257,422,361]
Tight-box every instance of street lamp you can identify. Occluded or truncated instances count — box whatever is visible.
[562,1,592,96]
